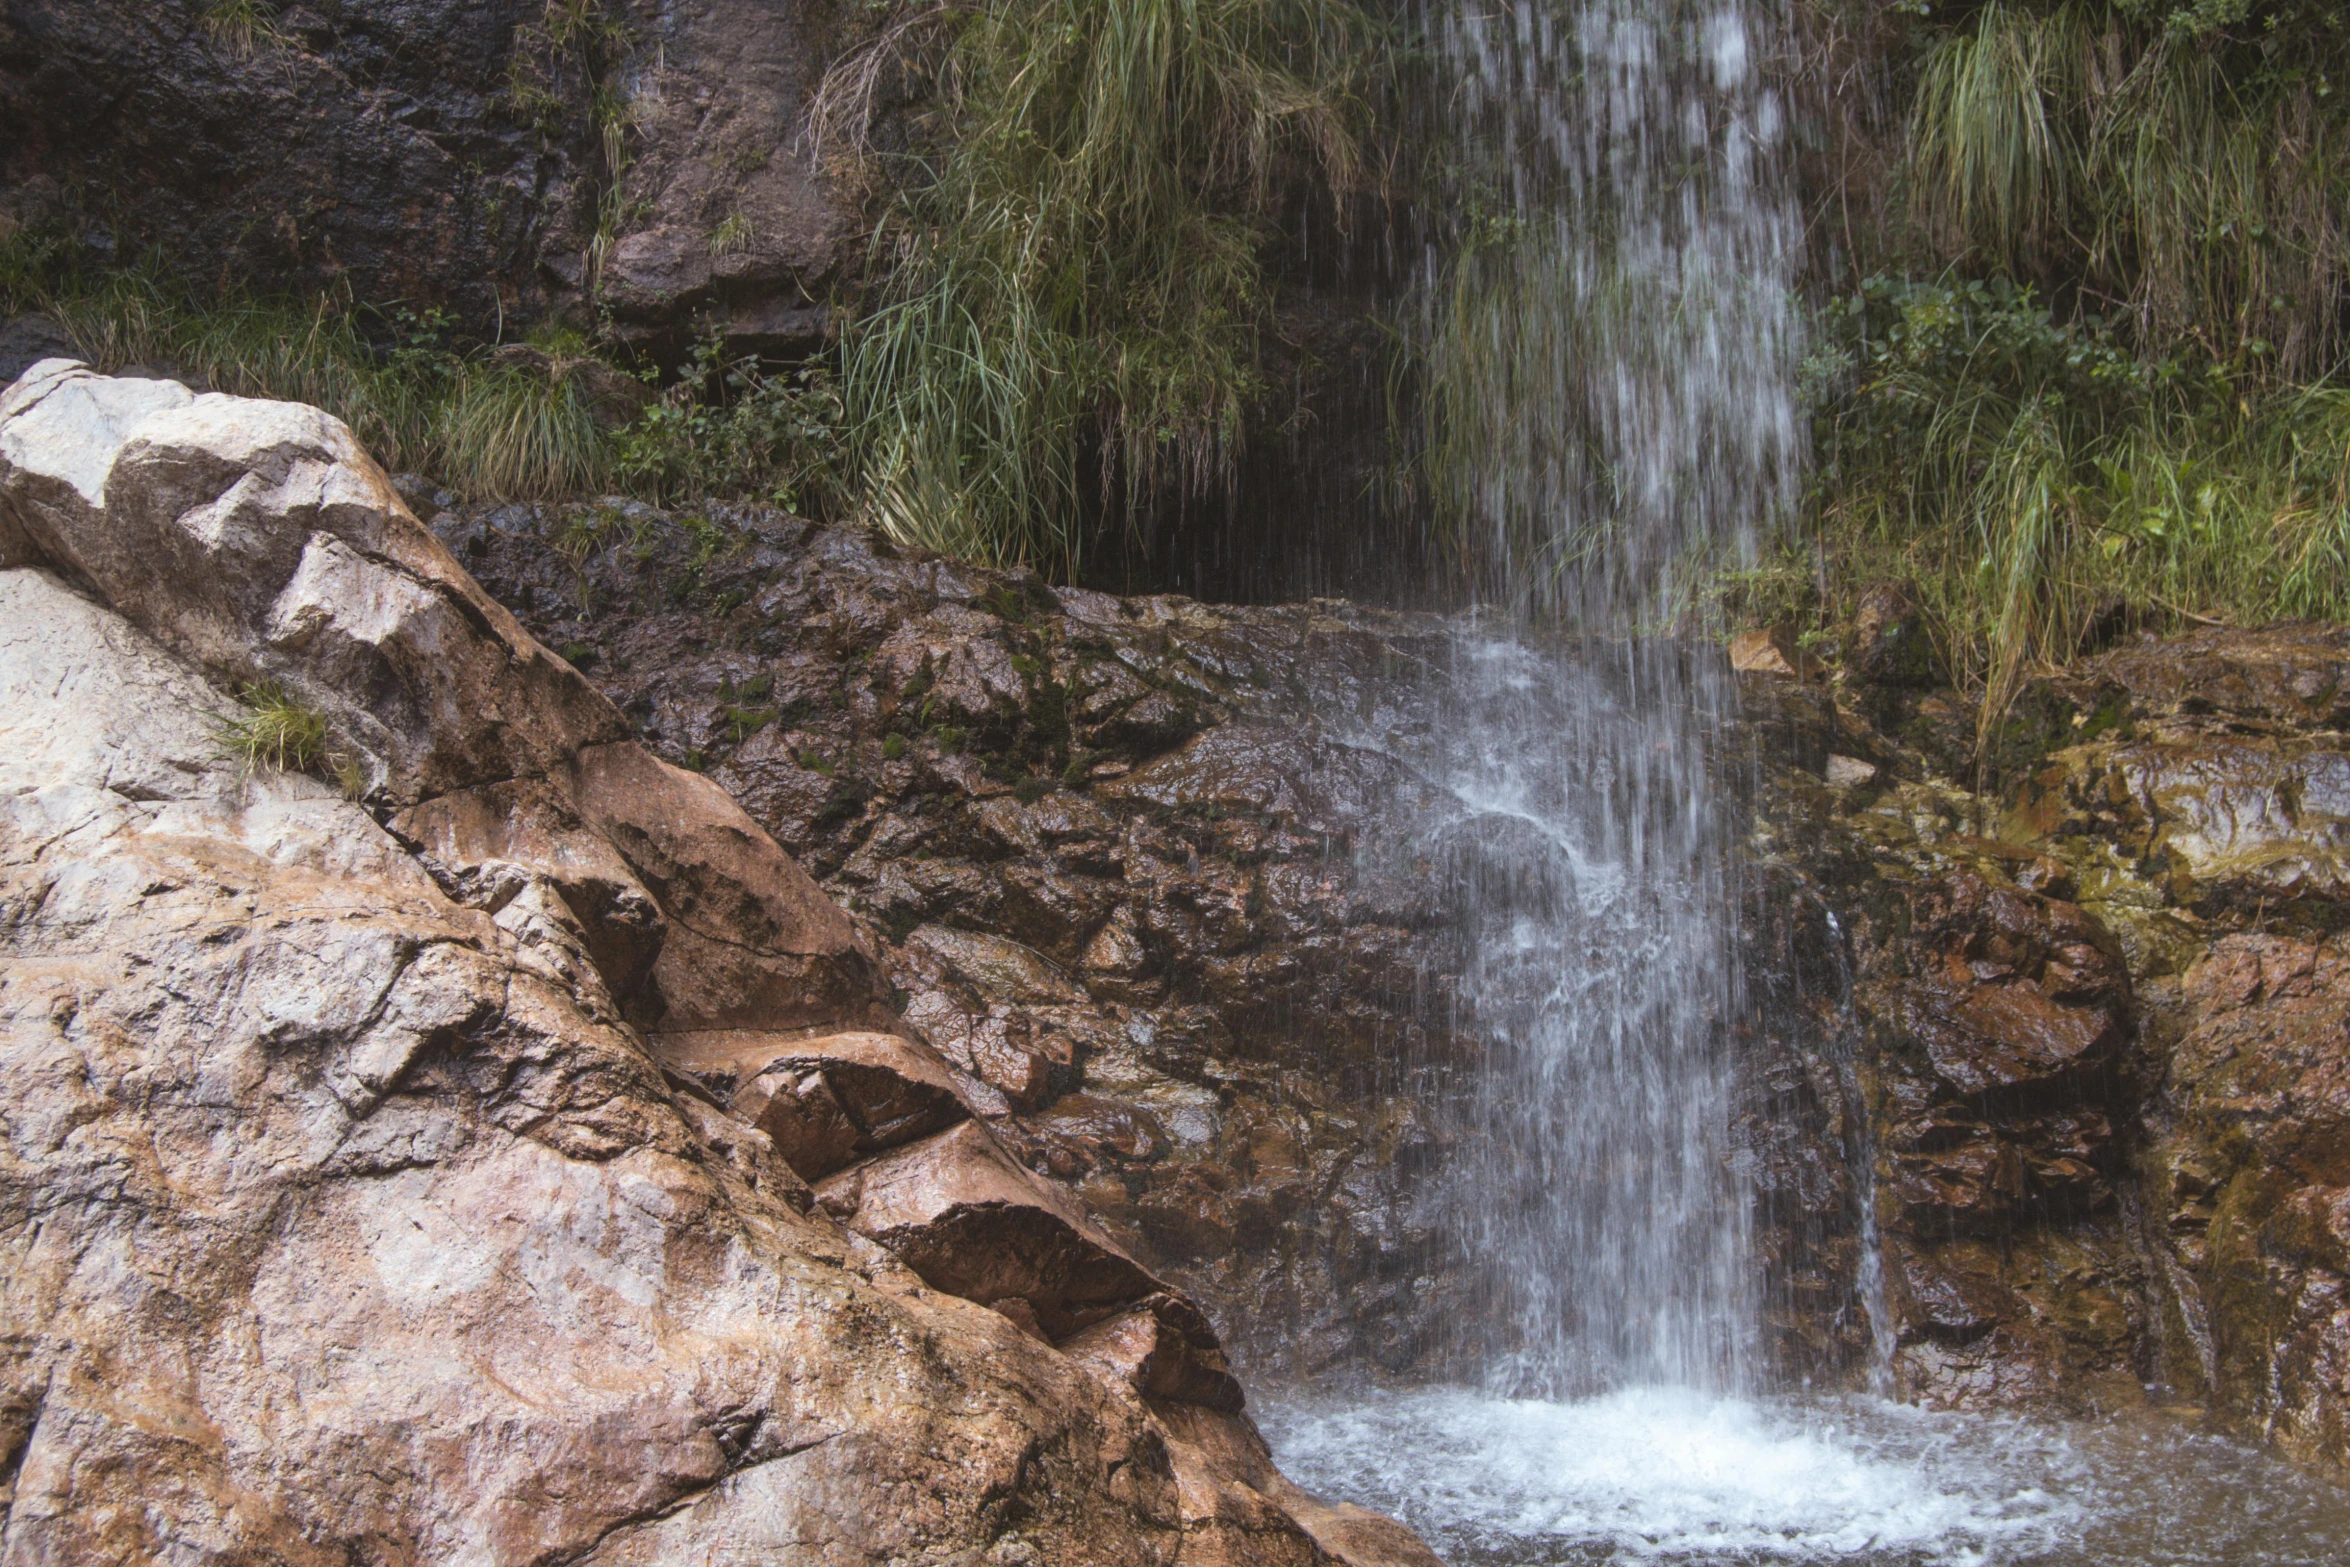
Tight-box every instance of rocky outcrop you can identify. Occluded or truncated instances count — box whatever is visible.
[0,363,1439,1564]
[0,1,852,348]
[375,447,2350,1475]
[1738,617,2350,1466]
[417,486,1475,1378]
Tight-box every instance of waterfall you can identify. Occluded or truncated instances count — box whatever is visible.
[1416,0,1804,620]
[1402,0,1805,1396]
[1267,8,2350,1560]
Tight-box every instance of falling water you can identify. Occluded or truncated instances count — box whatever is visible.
[1264,4,2350,1558]
[1399,634,1751,1395]
[1405,0,1804,1394]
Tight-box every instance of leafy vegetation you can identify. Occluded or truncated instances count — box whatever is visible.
[612,333,850,512]
[1901,0,2348,377]
[1792,276,2350,739]
[11,0,2348,737]
[1773,0,2350,743]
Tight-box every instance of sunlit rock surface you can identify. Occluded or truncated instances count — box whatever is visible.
[0,365,1439,1565]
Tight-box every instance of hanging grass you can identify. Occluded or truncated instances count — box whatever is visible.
[1901,1,2350,379]
[216,682,331,775]
[813,0,1384,573]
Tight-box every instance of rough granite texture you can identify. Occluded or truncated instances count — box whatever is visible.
[0,364,1441,1565]
[0,0,853,349]
[423,482,2350,1472]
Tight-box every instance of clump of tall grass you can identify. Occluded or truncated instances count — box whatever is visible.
[217,682,331,775]
[1904,1,2350,379]
[811,0,1383,572]
[203,0,288,57]
[1800,276,2350,749]
[2,241,616,502]
[214,681,372,796]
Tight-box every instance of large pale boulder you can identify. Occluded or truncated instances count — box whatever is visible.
[0,363,889,1035]
[0,566,1182,1563]
[0,360,624,802]
[0,367,1440,1565]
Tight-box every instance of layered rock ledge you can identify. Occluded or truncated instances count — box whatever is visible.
[1738,608,2350,1467]
[0,362,1439,1565]
[412,474,2350,1474]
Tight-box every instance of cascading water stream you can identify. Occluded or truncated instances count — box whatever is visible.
[1258,1,2350,1560]
[1405,0,1805,1397]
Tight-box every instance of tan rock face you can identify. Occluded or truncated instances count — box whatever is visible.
[567,738,887,1031]
[2149,933,2350,1463]
[818,1119,1169,1341]
[661,1028,974,1181]
[391,775,669,1013]
[0,369,1438,1567]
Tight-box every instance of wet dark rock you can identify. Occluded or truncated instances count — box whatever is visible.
[1744,618,2350,1466]
[0,1,852,346]
[440,495,1477,1378]
[1847,581,1939,688]
[0,315,76,384]
[441,483,2350,1474]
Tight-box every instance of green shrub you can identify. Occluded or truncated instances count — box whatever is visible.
[611,333,849,512]
[1800,275,2350,744]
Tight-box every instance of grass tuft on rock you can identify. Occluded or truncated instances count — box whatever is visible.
[217,683,331,775]
[216,683,375,798]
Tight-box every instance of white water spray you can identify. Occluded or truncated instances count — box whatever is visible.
[1404,0,1804,1394]
[1270,5,2350,1560]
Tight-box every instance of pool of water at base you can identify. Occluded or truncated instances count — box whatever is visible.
[1257,1386,2350,1566]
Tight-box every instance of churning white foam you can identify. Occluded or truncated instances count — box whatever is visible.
[1260,1387,2350,1566]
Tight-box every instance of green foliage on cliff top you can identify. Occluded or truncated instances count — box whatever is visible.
[1900,0,2349,379]
[1768,0,2350,742]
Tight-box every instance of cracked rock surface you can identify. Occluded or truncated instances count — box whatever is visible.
[0,363,1440,1566]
